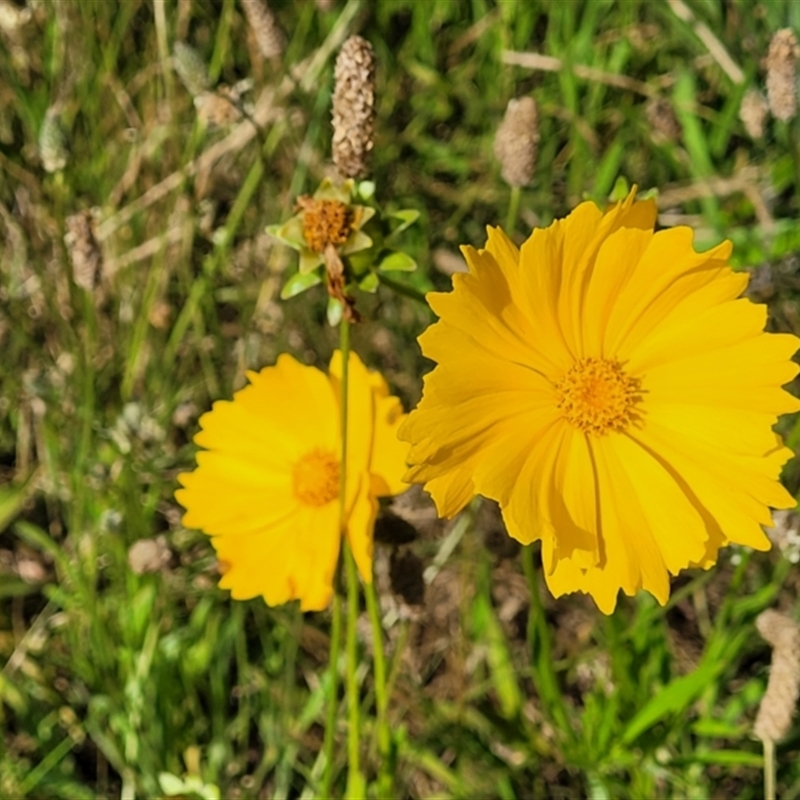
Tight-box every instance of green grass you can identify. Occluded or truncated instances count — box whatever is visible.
[1,0,800,797]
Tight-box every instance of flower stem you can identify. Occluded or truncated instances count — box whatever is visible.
[763,737,776,800]
[338,318,366,798]
[364,579,393,795]
[344,543,365,798]
[377,272,428,306]
[505,185,521,233]
[321,590,342,797]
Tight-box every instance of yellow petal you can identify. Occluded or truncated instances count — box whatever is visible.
[213,502,340,611]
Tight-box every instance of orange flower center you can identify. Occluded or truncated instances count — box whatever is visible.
[292,448,340,507]
[554,357,642,435]
[299,198,354,253]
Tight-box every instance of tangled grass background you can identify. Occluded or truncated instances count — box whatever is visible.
[2,1,800,797]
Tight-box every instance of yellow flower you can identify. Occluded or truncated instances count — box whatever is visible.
[176,352,408,611]
[399,190,800,613]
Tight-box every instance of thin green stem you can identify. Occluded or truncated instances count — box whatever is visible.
[338,317,351,529]
[376,272,429,306]
[320,319,353,798]
[320,590,342,798]
[344,544,364,798]
[505,185,521,233]
[365,579,393,795]
[338,319,365,798]
[763,737,775,800]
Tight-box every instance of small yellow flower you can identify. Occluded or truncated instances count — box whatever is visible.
[176,352,408,611]
[399,189,800,613]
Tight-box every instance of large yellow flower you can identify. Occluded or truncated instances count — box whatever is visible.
[176,351,408,611]
[399,190,800,613]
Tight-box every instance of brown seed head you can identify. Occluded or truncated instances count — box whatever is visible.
[331,35,376,180]
[128,536,171,575]
[754,609,800,743]
[297,196,356,253]
[494,96,539,188]
[241,0,285,60]
[64,210,102,291]
[740,87,769,139]
[766,28,800,122]
[645,97,682,141]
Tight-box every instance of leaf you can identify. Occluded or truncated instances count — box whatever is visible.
[358,271,379,292]
[377,251,417,272]
[621,660,721,745]
[158,773,187,796]
[0,470,38,534]
[385,208,420,243]
[280,270,322,300]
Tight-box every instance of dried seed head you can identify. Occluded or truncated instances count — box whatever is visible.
[494,96,539,188]
[645,97,682,142]
[754,609,800,743]
[766,28,800,122]
[64,210,103,291]
[128,536,172,575]
[241,0,285,60]
[39,107,67,173]
[331,35,376,180]
[173,41,210,97]
[740,87,769,139]
[0,0,32,33]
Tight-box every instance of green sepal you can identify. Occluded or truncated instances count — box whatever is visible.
[327,296,343,327]
[377,250,417,272]
[281,270,323,300]
[342,228,373,255]
[314,176,353,202]
[299,249,324,274]
[358,271,380,292]
[267,216,305,250]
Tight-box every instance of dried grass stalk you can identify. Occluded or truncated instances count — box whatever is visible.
[754,609,800,743]
[494,96,539,187]
[331,35,376,180]
[241,0,285,60]
[766,29,800,122]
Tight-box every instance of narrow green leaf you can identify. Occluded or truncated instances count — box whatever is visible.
[621,661,721,745]
[0,471,38,534]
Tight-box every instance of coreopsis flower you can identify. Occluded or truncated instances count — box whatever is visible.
[399,189,800,613]
[176,352,408,611]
